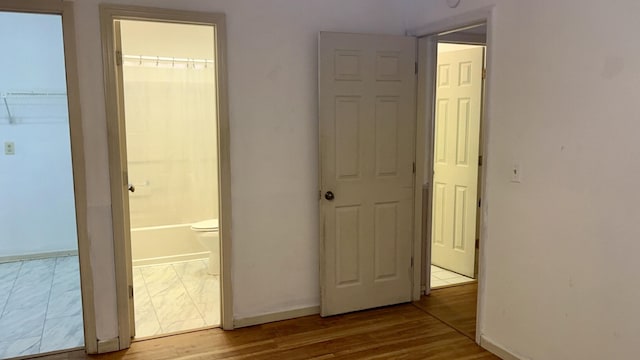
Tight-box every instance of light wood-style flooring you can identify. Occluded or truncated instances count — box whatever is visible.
[34,284,492,360]
[413,282,478,340]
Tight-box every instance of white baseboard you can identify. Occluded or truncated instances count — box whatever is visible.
[96,337,120,353]
[234,306,320,329]
[480,335,528,360]
[0,250,78,263]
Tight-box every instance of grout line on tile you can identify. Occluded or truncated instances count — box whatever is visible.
[38,257,59,353]
[137,265,164,336]
[0,260,23,318]
[172,263,207,323]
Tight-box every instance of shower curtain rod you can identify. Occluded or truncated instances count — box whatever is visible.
[123,55,214,65]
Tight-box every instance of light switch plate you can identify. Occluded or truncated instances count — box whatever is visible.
[511,163,521,183]
[4,141,15,155]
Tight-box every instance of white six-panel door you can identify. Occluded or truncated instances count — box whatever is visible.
[431,46,484,278]
[319,32,416,316]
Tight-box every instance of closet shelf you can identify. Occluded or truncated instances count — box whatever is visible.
[1,92,67,125]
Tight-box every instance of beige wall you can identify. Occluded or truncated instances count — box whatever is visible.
[69,1,640,357]
[71,0,409,342]
[120,20,215,60]
[406,0,640,359]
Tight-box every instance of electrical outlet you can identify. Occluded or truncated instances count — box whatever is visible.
[511,163,521,183]
[4,141,15,155]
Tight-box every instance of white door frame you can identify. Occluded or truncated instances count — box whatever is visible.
[409,5,495,344]
[0,0,97,354]
[100,4,234,348]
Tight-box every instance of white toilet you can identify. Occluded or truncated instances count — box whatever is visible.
[191,219,220,275]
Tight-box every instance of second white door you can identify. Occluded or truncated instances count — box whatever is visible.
[431,45,484,278]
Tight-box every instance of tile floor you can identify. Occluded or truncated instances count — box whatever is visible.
[430,265,475,289]
[133,259,220,338]
[0,256,220,358]
[0,256,84,359]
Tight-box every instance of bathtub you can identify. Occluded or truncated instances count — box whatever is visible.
[130,223,209,266]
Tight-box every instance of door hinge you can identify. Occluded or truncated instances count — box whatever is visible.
[478,198,481,207]
[412,162,416,174]
[482,68,487,79]
[318,190,322,200]
[415,62,418,74]
[411,257,414,268]
[116,50,123,66]
[128,285,134,298]
[478,155,483,166]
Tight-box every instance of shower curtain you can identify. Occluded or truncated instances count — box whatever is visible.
[123,59,218,228]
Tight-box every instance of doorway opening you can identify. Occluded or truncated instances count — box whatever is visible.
[430,39,485,289]
[417,22,487,341]
[0,6,91,358]
[101,6,232,346]
[120,20,221,338]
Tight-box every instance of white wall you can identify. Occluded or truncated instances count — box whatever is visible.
[70,0,409,341]
[405,1,640,359]
[0,12,78,257]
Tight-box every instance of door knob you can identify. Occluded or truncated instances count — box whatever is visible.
[128,183,135,193]
[324,191,334,201]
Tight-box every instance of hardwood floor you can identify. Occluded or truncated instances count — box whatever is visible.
[34,286,492,360]
[413,283,478,340]
[30,284,490,360]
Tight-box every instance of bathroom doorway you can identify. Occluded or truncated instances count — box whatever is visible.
[101,6,232,344]
[121,19,221,338]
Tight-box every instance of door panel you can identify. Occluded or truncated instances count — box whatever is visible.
[336,206,361,286]
[319,32,416,316]
[335,97,362,179]
[431,46,483,278]
[374,202,398,280]
[375,97,400,176]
